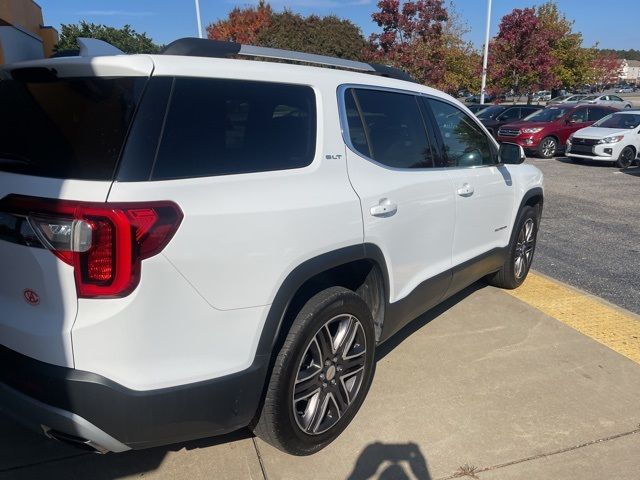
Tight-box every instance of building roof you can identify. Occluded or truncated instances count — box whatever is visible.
[626,60,640,68]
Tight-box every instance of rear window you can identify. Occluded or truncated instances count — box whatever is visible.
[0,73,145,180]
[151,78,316,180]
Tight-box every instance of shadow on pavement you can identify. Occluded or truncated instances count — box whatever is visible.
[346,442,431,480]
[377,281,486,361]
[621,165,640,176]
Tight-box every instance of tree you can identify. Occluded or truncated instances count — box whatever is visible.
[256,11,366,60]
[366,0,449,87]
[587,52,623,90]
[208,3,365,60]
[536,2,591,90]
[489,8,557,101]
[207,0,273,44]
[56,21,160,54]
[439,4,481,95]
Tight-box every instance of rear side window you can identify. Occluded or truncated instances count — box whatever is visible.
[588,107,611,121]
[345,88,433,169]
[151,78,316,180]
[0,73,145,180]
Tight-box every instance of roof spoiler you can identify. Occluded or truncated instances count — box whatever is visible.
[161,38,416,83]
[77,38,124,57]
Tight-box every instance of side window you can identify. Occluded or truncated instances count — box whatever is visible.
[610,95,623,102]
[569,108,588,123]
[426,98,495,167]
[588,108,610,121]
[499,107,520,122]
[345,88,433,169]
[520,107,538,118]
[152,78,316,180]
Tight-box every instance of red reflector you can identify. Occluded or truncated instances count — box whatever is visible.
[86,219,114,282]
[0,195,183,298]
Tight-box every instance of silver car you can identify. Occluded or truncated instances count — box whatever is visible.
[548,94,586,105]
[579,94,633,109]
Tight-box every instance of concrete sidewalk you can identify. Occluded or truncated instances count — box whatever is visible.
[2,282,639,480]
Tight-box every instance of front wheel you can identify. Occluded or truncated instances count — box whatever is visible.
[615,146,635,168]
[253,287,376,455]
[537,137,557,159]
[486,205,538,289]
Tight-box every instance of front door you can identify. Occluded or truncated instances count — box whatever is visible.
[423,97,515,289]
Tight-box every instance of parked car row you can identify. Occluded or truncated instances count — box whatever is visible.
[486,102,640,167]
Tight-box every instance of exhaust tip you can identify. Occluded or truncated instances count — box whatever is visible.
[42,426,110,454]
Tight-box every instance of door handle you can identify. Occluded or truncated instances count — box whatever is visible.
[456,183,474,197]
[370,198,397,217]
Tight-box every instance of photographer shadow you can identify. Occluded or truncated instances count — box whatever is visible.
[347,442,431,480]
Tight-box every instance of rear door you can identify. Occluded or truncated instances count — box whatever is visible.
[0,57,152,366]
[341,87,455,322]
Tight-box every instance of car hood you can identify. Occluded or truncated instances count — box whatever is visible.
[500,121,550,130]
[573,127,629,139]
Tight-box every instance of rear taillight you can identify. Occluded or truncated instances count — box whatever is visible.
[0,195,183,298]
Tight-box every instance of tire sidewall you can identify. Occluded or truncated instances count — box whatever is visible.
[506,206,538,287]
[616,146,634,168]
[273,289,376,454]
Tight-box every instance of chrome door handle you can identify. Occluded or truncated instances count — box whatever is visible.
[456,183,474,197]
[370,198,397,217]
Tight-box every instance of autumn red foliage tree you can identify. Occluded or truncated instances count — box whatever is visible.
[366,0,449,86]
[207,0,272,44]
[587,52,623,90]
[488,7,558,100]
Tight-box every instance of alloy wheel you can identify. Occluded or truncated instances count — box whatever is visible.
[618,147,634,168]
[293,314,367,435]
[541,138,557,158]
[514,218,535,279]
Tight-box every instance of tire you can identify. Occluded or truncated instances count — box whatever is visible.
[537,137,558,159]
[253,287,376,455]
[486,205,538,289]
[615,146,635,169]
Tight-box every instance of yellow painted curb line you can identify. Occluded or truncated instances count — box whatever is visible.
[506,272,640,364]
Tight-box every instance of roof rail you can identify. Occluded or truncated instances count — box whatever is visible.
[160,38,416,83]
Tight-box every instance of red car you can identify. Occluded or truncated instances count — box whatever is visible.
[496,104,616,158]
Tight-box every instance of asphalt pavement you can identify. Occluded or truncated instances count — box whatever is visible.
[529,157,640,314]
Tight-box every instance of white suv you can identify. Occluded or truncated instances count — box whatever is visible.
[0,38,543,455]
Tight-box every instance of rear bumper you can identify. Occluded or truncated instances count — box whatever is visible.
[0,344,267,450]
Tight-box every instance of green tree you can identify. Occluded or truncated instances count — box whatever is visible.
[56,21,160,54]
[440,4,481,94]
[536,2,591,90]
[255,10,366,60]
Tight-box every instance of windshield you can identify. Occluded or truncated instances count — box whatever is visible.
[583,95,599,101]
[523,107,571,122]
[477,106,506,120]
[0,72,146,180]
[566,95,585,102]
[594,113,640,129]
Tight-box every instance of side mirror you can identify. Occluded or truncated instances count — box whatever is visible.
[499,142,526,164]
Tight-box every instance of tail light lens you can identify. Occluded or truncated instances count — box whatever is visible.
[0,195,183,298]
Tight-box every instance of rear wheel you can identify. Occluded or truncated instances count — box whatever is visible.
[486,205,538,289]
[615,146,635,168]
[537,137,557,159]
[253,287,376,455]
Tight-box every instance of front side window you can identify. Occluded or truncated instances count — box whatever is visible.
[426,99,495,167]
[498,108,520,122]
[569,108,588,123]
[152,78,316,180]
[344,88,433,169]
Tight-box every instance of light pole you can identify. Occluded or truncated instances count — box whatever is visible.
[195,0,203,39]
[480,0,492,104]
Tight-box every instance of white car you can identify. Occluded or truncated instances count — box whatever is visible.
[547,94,586,105]
[567,111,640,167]
[0,38,544,455]
[579,94,633,109]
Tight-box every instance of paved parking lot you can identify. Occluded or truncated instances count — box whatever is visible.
[2,275,640,479]
[2,155,639,479]
[531,157,640,314]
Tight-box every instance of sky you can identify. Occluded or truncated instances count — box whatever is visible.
[35,0,640,51]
